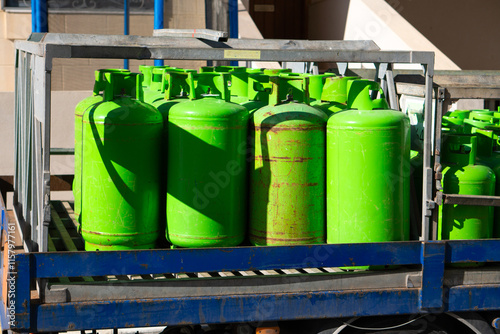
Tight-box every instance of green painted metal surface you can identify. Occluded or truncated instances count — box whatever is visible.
[166,73,249,248]
[461,116,500,238]
[311,76,358,116]
[439,135,495,243]
[347,79,389,110]
[327,109,410,247]
[139,65,175,104]
[201,66,269,110]
[249,75,327,246]
[74,69,130,225]
[81,72,163,250]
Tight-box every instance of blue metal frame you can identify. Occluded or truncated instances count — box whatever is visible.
[0,195,10,331]
[3,193,500,331]
[2,231,500,332]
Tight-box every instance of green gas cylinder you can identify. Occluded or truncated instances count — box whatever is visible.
[139,65,176,103]
[166,72,249,248]
[207,66,269,112]
[312,76,359,115]
[327,107,410,247]
[151,69,197,117]
[447,110,471,120]
[439,135,495,246]
[81,72,163,250]
[307,73,336,103]
[347,79,389,110]
[275,72,335,105]
[249,74,328,246]
[469,109,493,119]
[74,69,130,226]
[461,117,500,238]
[442,115,466,134]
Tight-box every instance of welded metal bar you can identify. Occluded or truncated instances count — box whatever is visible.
[28,54,35,248]
[447,286,500,312]
[445,239,500,263]
[66,47,433,64]
[32,242,422,278]
[50,148,75,155]
[33,119,41,252]
[13,49,21,208]
[32,289,420,332]
[385,65,399,110]
[153,29,229,42]
[431,88,445,240]
[41,56,51,253]
[421,60,435,241]
[13,253,31,329]
[419,242,445,311]
[442,194,500,207]
[153,0,164,66]
[46,269,422,303]
[32,285,500,330]
[16,35,380,52]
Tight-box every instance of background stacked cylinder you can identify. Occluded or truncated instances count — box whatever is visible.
[74,65,413,262]
[440,109,500,246]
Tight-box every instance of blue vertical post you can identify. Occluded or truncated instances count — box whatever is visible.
[154,0,164,66]
[228,0,238,66]
[124,0,130,69]
[36,0,48,32]
[31,0,37,32]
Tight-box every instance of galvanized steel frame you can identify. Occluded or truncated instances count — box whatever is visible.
[7,33,439,332]
[392,70,500,236]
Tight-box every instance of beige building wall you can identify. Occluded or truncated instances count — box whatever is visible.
[0,0,206,92]
[0,0,206,177]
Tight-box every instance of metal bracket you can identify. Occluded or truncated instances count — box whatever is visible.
[441,194,500,207]
[337,62,348,76]
[435,191,443,206]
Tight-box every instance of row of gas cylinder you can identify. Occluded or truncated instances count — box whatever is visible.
[440,109,500,242]
[74,66,411,251]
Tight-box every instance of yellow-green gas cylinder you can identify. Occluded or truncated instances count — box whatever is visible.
[74,69,130,226]
[166,72,249,248]
[139,65,176,103]
[439,134,495,268]
[81,72,162,250]
[327,104,410,245]
[311,76,359,116]
[249,74,328,245]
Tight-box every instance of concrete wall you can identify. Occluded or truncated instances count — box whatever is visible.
[387,0,500,70]
[0,0,206,92]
